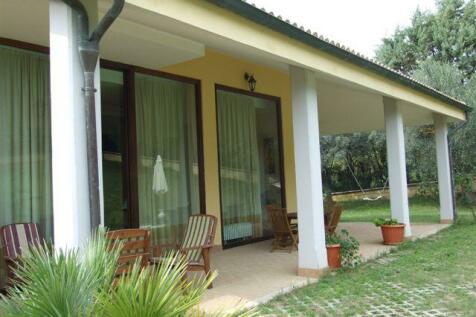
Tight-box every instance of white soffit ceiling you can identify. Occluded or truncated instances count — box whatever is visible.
[316,79,434,135]
[112,1,291,71]
[99,16,205,69]
[0,0,49,47]
[0,0,205,69]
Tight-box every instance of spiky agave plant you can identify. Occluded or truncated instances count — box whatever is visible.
[0,230,255,317]
[0,229,120,317]
[95,252,215,317]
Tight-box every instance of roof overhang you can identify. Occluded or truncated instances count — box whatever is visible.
[124,0,468,122]
[0,0,468,134]
[206,0,469,113]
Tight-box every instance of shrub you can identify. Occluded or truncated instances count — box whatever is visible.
[373,218,400,226]
[0,229,253,317]
[326,229,361,268]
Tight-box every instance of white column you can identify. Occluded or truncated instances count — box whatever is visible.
[434,114,454,223]
[290,66,327,277]
[49,0,91,249]
[384,97,411,237]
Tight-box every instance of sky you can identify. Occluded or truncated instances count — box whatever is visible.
[250,0,436,58]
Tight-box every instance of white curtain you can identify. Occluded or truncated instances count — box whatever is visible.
[0,46,52,287]
[135,74,199,245]
[0,46,52,236]
[217,90,263,240]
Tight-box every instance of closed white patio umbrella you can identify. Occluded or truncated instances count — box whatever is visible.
[152,155,168,194]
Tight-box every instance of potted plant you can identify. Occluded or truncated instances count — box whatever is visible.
[374,217,405,245]
[325,234,341,269]
[325,229,361,269]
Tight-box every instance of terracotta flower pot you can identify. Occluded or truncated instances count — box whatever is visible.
[380,224,405,245]
[326,244,341,269]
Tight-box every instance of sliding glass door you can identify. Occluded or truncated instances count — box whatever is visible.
[100,67,203,246]
[100,68,129,230]
[135,73,201,245]
[216,86,284,247]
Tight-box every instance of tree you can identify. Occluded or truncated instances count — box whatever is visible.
[376,0,476,189]
[321,132,387,193]
[406,60,476,196]
[322,0,476,194]
[376,0,476,78]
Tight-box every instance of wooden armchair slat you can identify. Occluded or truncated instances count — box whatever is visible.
[326,205,343,234]
[152,214,217,288]
[266,205,298,253]
[121,239,150,252]
[106,228,151,277]
[1,223,42,287]
[324,197,343,235]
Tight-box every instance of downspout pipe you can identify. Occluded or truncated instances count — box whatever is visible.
[62,0,125,230]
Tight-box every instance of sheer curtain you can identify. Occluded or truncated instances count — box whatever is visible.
[217,90,263,241]
[0,46,52,287]
[135,73,199,245]
[0,46,52,237]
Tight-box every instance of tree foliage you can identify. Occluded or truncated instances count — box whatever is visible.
[409,60,476,189]
[321,132,387,193]
[323,0,476,194]
[376,0,476,78]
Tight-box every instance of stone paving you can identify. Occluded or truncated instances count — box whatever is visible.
[198,223,449,314]
[258,281,473,316]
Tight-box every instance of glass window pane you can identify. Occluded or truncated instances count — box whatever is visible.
[134,73,200,245]
[216,89,284,247]
[100,68,127,230]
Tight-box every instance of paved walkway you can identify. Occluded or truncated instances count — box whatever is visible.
[260,281,461,317]
[199,223,449,313]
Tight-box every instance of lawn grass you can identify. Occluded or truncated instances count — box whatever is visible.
[259,218,476,316]
[340,196,474,223]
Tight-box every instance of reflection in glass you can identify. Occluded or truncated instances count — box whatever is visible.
[101,68,127,230]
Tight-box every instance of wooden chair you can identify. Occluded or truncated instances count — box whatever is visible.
[266,205,298,253]
[106,228,151,277]
[1,223,42,286]
[152,214,217,288]
[326,204,343,235]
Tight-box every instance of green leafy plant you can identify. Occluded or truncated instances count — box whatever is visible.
[326,229,361,268]
[325,233,341,246]
[373,217,400,227]
[0,229,119,317]
[0,229,254,317]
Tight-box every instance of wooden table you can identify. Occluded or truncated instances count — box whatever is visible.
[287,211,330,226]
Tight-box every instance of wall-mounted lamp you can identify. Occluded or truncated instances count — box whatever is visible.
[244,72,257,92]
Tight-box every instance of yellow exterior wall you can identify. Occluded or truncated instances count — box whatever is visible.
[128,0,466,121]
[161,49,296,246]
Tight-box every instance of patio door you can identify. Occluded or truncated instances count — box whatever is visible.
[100,68,131,230]
[100,66,204,246]
[216,86,285,248]
[134,72,202,246]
